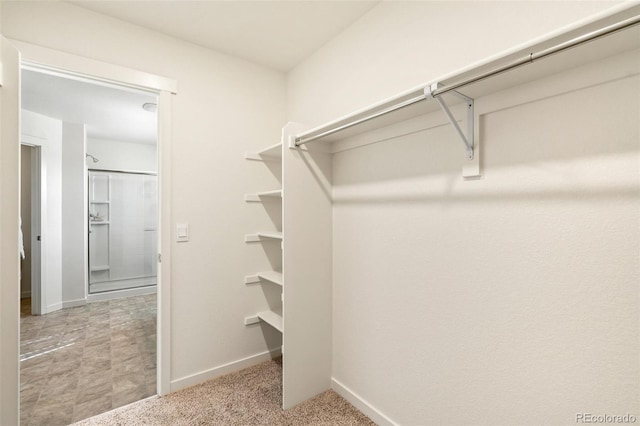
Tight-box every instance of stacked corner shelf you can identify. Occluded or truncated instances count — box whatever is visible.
[89,176,111,285]
[244,189,282,202]
[243,121,342,410]
[256,309,283,333]
[236,8,640,413]
[244,141,284,333]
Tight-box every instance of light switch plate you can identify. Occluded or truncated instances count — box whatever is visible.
[176,223,189,242]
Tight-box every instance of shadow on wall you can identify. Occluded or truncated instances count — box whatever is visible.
[333,77,640,203]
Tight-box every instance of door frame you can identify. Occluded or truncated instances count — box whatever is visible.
[10,40,177,402]
[1,36,21,426]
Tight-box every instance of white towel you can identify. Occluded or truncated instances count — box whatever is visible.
[19,217,25,260]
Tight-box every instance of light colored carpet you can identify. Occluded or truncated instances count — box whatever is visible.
[73,358,375,425]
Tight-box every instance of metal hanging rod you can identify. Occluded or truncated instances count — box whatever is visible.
[294,94,425,146]
[294,14,640,147]
[432,13,640,98]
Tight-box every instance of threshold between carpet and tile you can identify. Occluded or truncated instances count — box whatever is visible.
[73,358,375,426]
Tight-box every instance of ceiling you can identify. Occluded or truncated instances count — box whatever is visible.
[69,0,380,71]
[21,2,380,144]
[22,69,158,145]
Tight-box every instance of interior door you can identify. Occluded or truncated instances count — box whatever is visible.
[0,35,22,426]
[29,145,42,315]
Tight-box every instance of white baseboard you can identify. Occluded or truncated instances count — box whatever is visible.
[331,377,398,426]
[62,298,87,308]
[45,302,63,314]
[170,347,282,393]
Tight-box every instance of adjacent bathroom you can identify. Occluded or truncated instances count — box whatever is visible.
[88,169,157,294]
[19,68,160,422]
[20,68,159,305]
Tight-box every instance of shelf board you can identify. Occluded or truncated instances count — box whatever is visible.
[257,231,282,240]
[245,142,282,161]
[245,231,283,242]
[257,309,283,332]
[90,265,110,272]
[294,18,640,145]
[245,189,282,202]
[257,271,283,286]
[90,200,110,204]
[90,221,109,225]
[258,142,282,158]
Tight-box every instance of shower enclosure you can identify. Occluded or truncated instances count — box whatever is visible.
[88,170,157,293]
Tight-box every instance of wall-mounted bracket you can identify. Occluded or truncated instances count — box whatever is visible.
[425,83,474,160]
[285,122,308,150]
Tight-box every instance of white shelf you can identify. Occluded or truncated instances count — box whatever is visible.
[90,200,110,204]
[257,271,283,286]
[90,221,110,225]
[245,231,283,242]
[90,265,110,272]
[256,231,282,240]
[245,142,282,161]
[245,189,282,202]
[294,20,640,145]
[257,309,283,332]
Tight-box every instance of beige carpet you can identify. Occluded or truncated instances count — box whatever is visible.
[73,358,375,425]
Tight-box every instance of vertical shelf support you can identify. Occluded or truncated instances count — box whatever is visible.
[426,83,475,160]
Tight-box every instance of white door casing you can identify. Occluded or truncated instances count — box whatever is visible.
[0,35,21,426]
[1,39,176,424]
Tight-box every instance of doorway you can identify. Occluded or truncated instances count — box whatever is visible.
[1,38,175,425]
[20,143,42,316]
[19,67,160,424]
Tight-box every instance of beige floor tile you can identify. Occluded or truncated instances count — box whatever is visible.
[20,294,156,425]
[72,394,113,423]
[77,370,112,389]
[76,379,113,405]
[112,384,149,408]
[28,401,74,426]
[20,362,52,384]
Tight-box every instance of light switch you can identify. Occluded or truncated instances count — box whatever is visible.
[176,223,189,242]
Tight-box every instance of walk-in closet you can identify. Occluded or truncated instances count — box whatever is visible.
[1,2,637,425]
[242,5,640,420]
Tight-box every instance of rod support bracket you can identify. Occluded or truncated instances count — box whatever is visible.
[425,83,475,161]
[291,135,301,149]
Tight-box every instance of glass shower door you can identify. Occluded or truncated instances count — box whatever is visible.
[89,171,157,293]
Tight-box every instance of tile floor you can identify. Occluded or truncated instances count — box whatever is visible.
[20,293,157,426]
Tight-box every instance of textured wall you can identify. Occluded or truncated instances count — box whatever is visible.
[2,1,286,388]
[288,2,638,424]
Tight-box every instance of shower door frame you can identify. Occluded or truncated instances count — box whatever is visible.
[87,169,159,295]
[12,39,176,399]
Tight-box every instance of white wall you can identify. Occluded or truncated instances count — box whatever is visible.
[1,1,286,389]
[20,145,31,298]
[287,1,626,125]
[287,2,638,425]
[61,122,86,305]
[21,109,63,314]
[87,138,157,173]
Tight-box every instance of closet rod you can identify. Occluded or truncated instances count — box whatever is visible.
[432,13,640,98]
[295,94,425,146]
[294,14,640,147]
